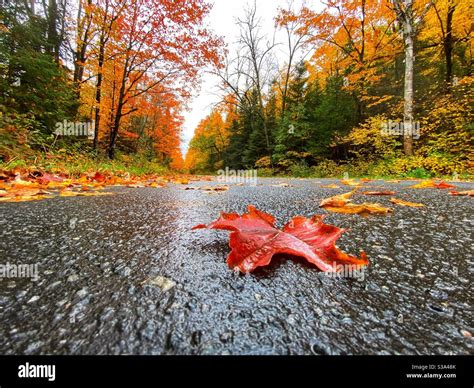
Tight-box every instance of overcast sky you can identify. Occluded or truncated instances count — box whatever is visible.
[180,0,308,155]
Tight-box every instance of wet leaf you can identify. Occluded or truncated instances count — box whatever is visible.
[320,190,392,216]
[361,190,396,195]
[449,190,474,197]
[322,202,393,216]
[340,179,361,187]
[389,198,425,207]
[0,187,52,202]
[202,185,229,192]
[410,180,456,189]
[185,184,229,192]
[193,205,368,273]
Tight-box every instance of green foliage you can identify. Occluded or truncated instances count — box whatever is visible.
[0,3,77,130]
[272,69,358,166]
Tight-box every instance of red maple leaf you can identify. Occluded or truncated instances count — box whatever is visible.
[435,181,456,189]
[91,172,106,182]
[193,205,368,273]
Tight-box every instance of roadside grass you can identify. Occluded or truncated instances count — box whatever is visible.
[1,151,171,177]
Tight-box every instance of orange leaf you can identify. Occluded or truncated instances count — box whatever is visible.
[361,190,396,196]
[411,180,456,189]
[320,190,392,216]
[449,190,474,196]
[389,198,425,207]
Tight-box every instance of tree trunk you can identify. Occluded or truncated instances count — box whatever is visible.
[108,66,128,159]
[444,2,454,89]
[394,0,416,156]
[73,0,92,85]
[108,104,122,159]
[93,38,105,149]
[403,24,414,156]
[47,0,59,63]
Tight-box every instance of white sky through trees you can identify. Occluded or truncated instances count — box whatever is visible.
[181,0,311,155]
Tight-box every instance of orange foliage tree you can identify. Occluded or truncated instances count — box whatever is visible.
[77,0,223,163]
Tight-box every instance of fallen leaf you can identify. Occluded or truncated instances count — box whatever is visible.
[202,184,229,192]
[322,203,393,216]
[148,182,165,188]
[0,194,51,202]
[449,190,474,197]
[435,181,457,189]
[193,205,368,273]
[185,185,229,192]
[320,190,355,208]
[340,179,361,186]
[410,180,456,189]
[38,173,65,185]
[361,190,396,196]
[271,183,292,187]
[389,198,425,207]
[0,186,52,202]
[91,172,106,182]
[321,184,340,189]
[320,190,392,216]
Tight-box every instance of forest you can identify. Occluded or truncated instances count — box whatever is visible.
[185,0,473,178]
[0,0,473,363]
[0,0,472,178]
[0,0,221,174]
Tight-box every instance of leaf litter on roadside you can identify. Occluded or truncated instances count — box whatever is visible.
[0,169,175,202]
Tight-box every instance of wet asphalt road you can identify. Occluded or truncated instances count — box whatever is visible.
[0,178,472,355]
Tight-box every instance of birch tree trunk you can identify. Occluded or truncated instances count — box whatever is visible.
[403,11,414,156]
[393,0,415,156]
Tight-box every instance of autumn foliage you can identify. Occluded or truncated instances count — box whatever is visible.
[185,0,472,178]
[0,0,223,169]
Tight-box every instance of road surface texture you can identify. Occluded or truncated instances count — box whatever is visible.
[0,178,472,355]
